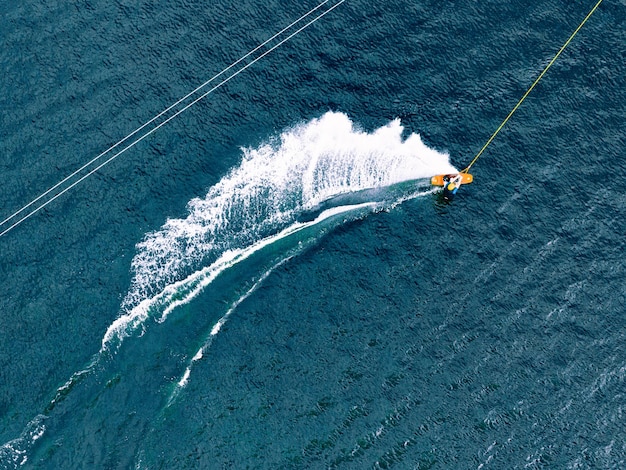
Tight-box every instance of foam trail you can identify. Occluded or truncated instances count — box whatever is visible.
[102,201,377,353]
[101,111,456,349]
[168,256,293,405]
[0,415,46,467]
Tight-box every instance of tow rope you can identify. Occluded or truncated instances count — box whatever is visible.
[462,0,603,174]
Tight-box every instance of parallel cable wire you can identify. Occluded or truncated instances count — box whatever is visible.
[462,0,603,173]
[0,0,344,238]
[1,0,330,229]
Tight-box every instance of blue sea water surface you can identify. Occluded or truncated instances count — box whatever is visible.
[1,0,625,468]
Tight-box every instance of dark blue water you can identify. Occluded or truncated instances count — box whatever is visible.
[2,0,625,468]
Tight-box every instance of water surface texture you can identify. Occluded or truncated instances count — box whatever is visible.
[1,0,625,468]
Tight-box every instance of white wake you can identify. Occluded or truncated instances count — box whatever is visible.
[103,111,456,350]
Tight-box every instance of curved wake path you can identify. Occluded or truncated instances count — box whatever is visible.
[1,112,457,467]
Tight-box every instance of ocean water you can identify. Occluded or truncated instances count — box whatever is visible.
[1,0,625,468]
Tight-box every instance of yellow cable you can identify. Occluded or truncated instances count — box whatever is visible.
[462,0,603,174]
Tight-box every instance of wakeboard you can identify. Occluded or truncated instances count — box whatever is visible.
[431,173,473,186]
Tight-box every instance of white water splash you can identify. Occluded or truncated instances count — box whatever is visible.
[102,112,456,350]
[0,415,46,468]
